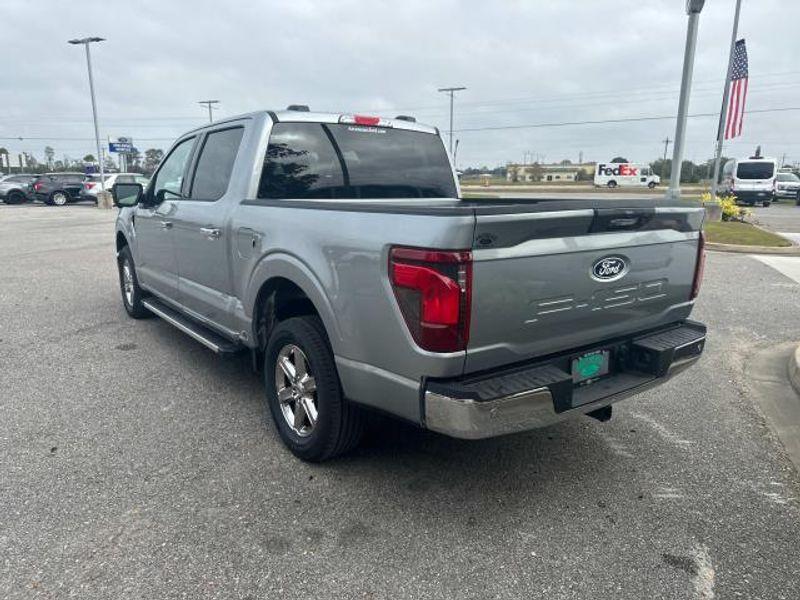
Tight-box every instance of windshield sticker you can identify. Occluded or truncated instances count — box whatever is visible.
[347,126,386,134]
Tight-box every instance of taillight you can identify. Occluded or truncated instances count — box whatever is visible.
[85,182,97,190]
[33,182,42,191]
[691,231,705,300]
[389,246,472,352]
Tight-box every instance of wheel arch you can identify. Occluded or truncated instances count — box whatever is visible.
[246,254,343,356]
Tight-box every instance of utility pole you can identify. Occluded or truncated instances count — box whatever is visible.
[710,0,743,198]
[68,36,106,199]
[661,137,671,179]
[438,86,466,156]
[666,0,705,201]
[198,100,220,123]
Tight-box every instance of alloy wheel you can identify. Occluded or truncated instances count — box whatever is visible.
[274,344,318,437]
[122,259,134,306]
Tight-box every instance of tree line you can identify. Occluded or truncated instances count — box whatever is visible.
[0,146,165,175]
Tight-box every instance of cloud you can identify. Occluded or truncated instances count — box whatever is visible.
[1,0,798,167]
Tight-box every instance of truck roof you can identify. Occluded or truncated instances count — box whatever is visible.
[183,109,438,136]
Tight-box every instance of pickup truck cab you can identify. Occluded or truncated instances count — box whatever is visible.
[113,108,707,462]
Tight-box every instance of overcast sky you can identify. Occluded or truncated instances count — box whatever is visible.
[2,0,798,169]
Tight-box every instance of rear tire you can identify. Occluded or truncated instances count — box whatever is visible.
[49,191,69,206]
[4,191,26,204]
[264,316,364,462]
[117,246,150,319]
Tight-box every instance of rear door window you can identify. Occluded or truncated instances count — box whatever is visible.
[189,127,244,200]
[258,122,456,199]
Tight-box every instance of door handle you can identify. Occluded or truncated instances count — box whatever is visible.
[159,220,173,229]
[200,227,221,239]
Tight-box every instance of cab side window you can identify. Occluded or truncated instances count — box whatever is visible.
[152,137,195,200]
[189,127,244,201]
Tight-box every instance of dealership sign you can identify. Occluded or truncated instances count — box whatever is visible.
[108,136,135,153]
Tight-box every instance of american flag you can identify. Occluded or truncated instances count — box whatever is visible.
[724,39,748,139]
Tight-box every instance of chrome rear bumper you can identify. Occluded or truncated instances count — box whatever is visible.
[424,321,705,440]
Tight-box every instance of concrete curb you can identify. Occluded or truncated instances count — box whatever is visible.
[706,242,800,255]
[789,344,800,396]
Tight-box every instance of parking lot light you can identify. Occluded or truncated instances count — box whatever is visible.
[665,3,704,200]
[68,36,107,203]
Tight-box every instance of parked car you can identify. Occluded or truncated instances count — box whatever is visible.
[0,174,38,204]
[720,156,777,207]
[81,173,149,203]
[31,173,86,206]
[773,172,800,205]
[113,108,707,462]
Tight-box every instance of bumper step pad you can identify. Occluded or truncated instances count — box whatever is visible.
[427,320,706,414]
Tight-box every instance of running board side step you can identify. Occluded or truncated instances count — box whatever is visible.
[142,298,243,354]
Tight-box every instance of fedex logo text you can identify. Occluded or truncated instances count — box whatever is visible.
[597,163,639,177]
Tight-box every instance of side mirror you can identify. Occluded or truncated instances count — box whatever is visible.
[112,182,143,207]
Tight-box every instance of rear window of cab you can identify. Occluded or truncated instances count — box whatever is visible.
[258,122,456,200]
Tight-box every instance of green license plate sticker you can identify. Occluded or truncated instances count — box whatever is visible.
[572,350,610,384]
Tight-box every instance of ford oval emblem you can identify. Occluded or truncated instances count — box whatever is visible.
[591,256,628,281]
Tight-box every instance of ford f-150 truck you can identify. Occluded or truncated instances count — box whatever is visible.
[112,108,707,462]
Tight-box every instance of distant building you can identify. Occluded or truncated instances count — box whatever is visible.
[506,162,596,183]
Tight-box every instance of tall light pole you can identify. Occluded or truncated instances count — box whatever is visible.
[198,100,220,123]
[68,36,106,195]
[438,86,466,156]
[666,0,705,201]
[710,0,743,198]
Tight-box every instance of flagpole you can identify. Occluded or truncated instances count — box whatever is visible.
[710,0,743,198]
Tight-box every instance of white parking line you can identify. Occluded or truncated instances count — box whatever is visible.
[750,254,800,285]
[777,232,800,245]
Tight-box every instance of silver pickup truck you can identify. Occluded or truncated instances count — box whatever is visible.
[113,108,707,462]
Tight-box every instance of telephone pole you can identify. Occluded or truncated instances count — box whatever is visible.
[198,100,220,123]
[438,86,467,156]
[661,137,671,178]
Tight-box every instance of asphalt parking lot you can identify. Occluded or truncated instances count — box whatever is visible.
[2,204,800,599]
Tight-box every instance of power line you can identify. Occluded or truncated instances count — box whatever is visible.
[379,70,800,113]
[2,106,799,147]
[452,106,800,133]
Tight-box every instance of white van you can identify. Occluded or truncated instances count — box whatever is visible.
[594,163,660,188]
[720,157,777,207]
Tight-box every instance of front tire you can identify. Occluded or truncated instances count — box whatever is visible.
[117,246,150,318]
[607,180,618,188]
[647,181,656,189]
[264,316,364,462]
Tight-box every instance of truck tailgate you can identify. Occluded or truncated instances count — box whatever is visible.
[465,202,705,373]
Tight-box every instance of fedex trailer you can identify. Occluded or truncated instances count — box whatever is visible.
[594,163,660,188]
